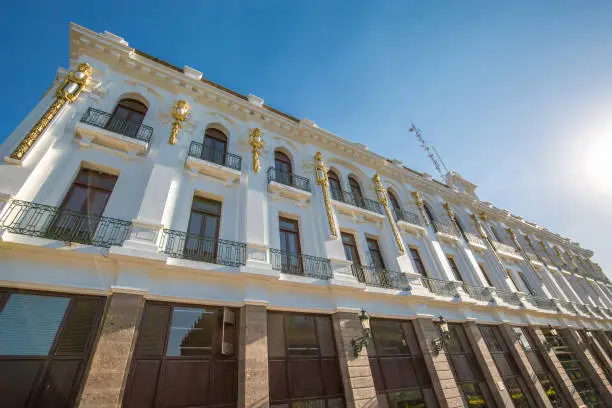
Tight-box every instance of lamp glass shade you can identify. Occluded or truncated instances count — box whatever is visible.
[439,320,449,335]
[63,83,79,95]
[359,311,370,330]
[316,169,325,181]
[73,71,86,80]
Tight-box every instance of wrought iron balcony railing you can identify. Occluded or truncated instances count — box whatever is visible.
[392,207,423,226]
[421,277,458,297]
[0,200,131,248]
[495,289,522,306]
[266,167,311,192]
[329,186,383,214]
[557,301,578,314]
[431,221,458,237]
[573,303,590,315]
[465,232,485,246]
[188,141,242,171]
[352,265,413,291]
[270,249,332,279]
[491,240,520,255]
[523,294,557,311]
[462,283,493,302]
[80,108,153,142]
[159,229,246,267]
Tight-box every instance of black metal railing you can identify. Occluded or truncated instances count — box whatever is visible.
[329,186,383,214]
[0,200,131,248]
[465,232,485,246]
[159,229,246,267]
[492,240,520,255]
[573,303,590,315]
[266,167,311,192]
[421,277,458,297]
[352,265,413,291]
[188,141,242,171]
[270,249,332,279]
[80,108,153,142]
[392,208,423,226]
[495,289,523,306]
[557,300,578,315]
[431,221,458,237]
[524,294,557,311]
[462,283,493,302]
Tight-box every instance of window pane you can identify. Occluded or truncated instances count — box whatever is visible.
[316,317,336,357]
[166,307,215,356]
[192,197,221,215]
[286,315,319,355]
[387,389,425,408]
[461,382,487,408]
[62,185,88,212]
[0,294,69,355]
[268,313,286,358]
[291,399,325,408]
[371,320,410,355]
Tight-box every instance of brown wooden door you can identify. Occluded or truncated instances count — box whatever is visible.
[202,128,228,165]
[0,290,105,408]
[123,302,238,408]
[279,217,302,275]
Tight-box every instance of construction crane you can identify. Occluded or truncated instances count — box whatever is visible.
[409,123,450,179]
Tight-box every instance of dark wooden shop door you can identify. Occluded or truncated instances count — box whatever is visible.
[123,302,238,408]
[0,290,105,408]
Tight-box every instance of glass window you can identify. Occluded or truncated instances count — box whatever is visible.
[367,238,386,270]
[371,320,411,355]
[446,256,463,282]
[388,191,402,217]
[341,233,361,266]
[328,171,342,201]
[111,98,147,123]
[478,264,493,287]
[166,307,215,356]
[268,312,344,408]
[423,202,436,224]
[0,294,70,355]
[202,128,228,164]
[348,177,364,207]
[409,248,428,277]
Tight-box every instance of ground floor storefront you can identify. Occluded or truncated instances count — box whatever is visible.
[1,287,612,408]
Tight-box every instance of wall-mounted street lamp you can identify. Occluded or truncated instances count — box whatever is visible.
[351,309,371,357]
[432,316,451,356]
[544,325,562,350]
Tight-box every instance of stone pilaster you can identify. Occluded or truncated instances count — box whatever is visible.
[586,331,612,376]
[332,311,378,408]
[463,322,514,407]
[238,304,269,408]
[77,290,146,408]
[413,318,464,408]
[499,325,552,408]
[529,327,585,408]
[562,329,612,406]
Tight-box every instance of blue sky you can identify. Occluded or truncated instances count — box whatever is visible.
[2,1,612,275]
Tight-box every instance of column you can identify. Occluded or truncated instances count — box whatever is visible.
[499,325,552,408]
[77,289,146,408]
[529,327,586,408]
[463,322,514,407]
[413,318,464,408]
[562,329,612,406]
[332,311,378,408]
[238,304,270,408]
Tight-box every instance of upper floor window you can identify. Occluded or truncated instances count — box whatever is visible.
[388,190,402,217]
[409,248,428,277]
[341,233,361,267]
[516,271,535,295]
[478,263,493,287]
[446,256,464,282]
[328,170,342,200]
[110,98,148,125]
[185,197,222,262]
[202,128,228,165]
[366,238,386,270]
[423,202,436,224]
[348,176,365,207]
[454,216,468,242]
[490,225,504,243]
[274,151,293,185]
[61,169,117,217]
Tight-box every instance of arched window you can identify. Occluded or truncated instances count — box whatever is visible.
[490,225,504,243]
[423,202,436,224]
[203,128,228,165]
[274,150,293,185]
[454,217,468,242]
[348,176,365,207]
[388,190,402,219]
[108,98,148,137]
[328,170,342,200]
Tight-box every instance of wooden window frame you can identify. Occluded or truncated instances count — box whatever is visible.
[366,237,386,270]
[446,256,464,282]
[409,247,428,277]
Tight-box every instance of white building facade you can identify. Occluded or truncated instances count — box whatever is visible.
[1,23,612,408]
